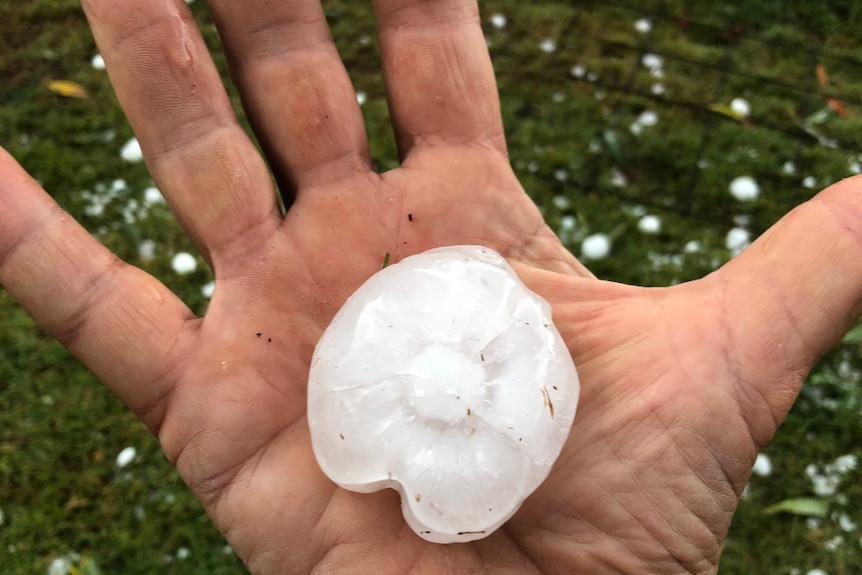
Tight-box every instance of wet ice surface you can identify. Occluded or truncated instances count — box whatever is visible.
[307,245,579,543]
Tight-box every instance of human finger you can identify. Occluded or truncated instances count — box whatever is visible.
[373,0,507,159]
[81,0,281,272]
[716,176,862,441]
[0,148,195,432]
[207,0,372,202]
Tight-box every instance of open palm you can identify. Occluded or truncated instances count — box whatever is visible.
[1,1,861,574]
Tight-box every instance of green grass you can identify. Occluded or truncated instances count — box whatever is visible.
[1,0,861,573]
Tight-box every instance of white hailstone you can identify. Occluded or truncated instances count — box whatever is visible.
[570,64,586,78]
[838,513,857,532]
[559,215,576,232]
[138,239,155,261]
[639,111,659,126]
[554,169,568,182]
[782,161,797,175]
[552,195,571,210]
[832,454,857,473]
[91,54,105,70]
[171,252,197,275]
[803,176,818,189]
[586,72,599,83]
[823,536,843,552]
[637,214,662,234]
[176,547,190,560]
[116,446,136,468]
[684,240,701,253]
[725,227,751,255]
[308,246,579,543]
[642,54,663,70]
[355,91,367,106]
[630,110,658,135]
[490,13,507,29]
[581,233,611,260]
[806,570,829,575]
[48,558,72,575]
[752,453,773,477]
[651,83,665,95]
[730,97,751,118]
[143,186,165,206]
[120,137,143,162]
[729,176,760,201]
[222,545,234,555]
[848,158,861,175]
[634,19,652,33]
[610,167,628,188]
[201,281,215,299]
[539,38,557,53]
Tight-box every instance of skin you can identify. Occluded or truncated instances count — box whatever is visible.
[1,0,861,573]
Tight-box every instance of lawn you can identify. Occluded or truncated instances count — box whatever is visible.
[1,0,861,573]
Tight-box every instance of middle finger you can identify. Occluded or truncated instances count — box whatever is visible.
[207,0,372,202]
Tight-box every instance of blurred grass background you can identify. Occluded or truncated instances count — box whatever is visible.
[1,0,861,573]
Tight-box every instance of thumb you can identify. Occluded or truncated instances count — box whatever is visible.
[715,175,862,441]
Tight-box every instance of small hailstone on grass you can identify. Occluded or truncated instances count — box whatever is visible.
[806,570,829,575]
[782,161,797,175]
[803,176,818,189]
[176,547,190,560]
[730,97,751,118]
[729,176,760,201]
[630,110,658,135]
[552,195,571,210]
[642,54,663,70]
[539,38,557,53]
[355,91,367,106]
[637,215,662,234]
[201,281,215,299]
[490,13,507,29]
[848,158,861,174]
[138,239,155,261]
[91,54,105,70]
[308,246,579,544]
[143,186,165,206]
[581,233,611,260]
[651,83,665,95]
[752,453,773,477]
[634,19,652,33]
[684,240,701,253]
[120,137,143,162]
[171,252,197,275]
[571,65,586,78]
[726,227,750,255]
[48,557,72,575]
[116,446,137,468]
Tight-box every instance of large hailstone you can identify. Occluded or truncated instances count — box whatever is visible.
[308,245,579,544]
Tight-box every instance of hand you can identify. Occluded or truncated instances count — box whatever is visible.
[1,0,861,573]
